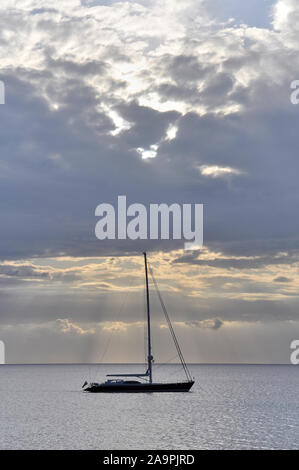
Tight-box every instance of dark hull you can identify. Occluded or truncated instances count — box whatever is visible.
[85,381,194,393]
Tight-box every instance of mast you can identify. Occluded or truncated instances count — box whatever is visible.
[143,252,153,383]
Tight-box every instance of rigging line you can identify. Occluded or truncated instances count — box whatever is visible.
[154,360,184,377]
[143,272,148,368]
[168,364,186,378]
[152,354,181,373]
[153,353,180,369]
[148,263,193,382]
[149,263,191,381]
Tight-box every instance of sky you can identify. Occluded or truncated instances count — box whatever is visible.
[0,0,299,364]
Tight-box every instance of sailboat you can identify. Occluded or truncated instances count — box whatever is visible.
[83,252,194,393]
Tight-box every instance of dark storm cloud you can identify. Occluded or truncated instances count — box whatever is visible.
[2,67,299,261]
[186,318,223,330]
[200,73,235,105]
[204,239,299,258]
[173,251,298,270]
[273,276,292,283]
[152,55,237,110]
[213,318,223,330]
[0,264,81,283]
[45,55,108,77]
[158,54,214,84]
[0,0,298,263]
[156,82,200,103]
[0,265,50,279]
[0,70,184,259]
[114,101,179,148]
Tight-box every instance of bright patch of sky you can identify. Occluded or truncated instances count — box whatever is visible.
[206,0,275,29]
[81,0,151,5]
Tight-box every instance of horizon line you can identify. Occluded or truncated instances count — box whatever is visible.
[0,362,293,366]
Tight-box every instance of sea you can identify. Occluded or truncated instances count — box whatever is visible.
[0,364,298,450]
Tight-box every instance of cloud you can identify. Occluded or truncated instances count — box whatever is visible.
[173,248,298,270]
[186,318,223,330]
[0,264,50,279]
[198,165,244,179]
[56,318,95,335]
[0,261,81,283]
[0,0,298,260]
[1,0,299,362]
[273,276,292,283]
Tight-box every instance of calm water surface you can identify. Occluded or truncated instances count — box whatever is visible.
[0,364,298,450]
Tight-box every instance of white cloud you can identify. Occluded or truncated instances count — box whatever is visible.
[56,318,95,335]
[0,0,286,118]
[272,0,293,29]
[165,123,178,141]
[199,165,244,178]
[136,144,158,159]
[101,106,133,136]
